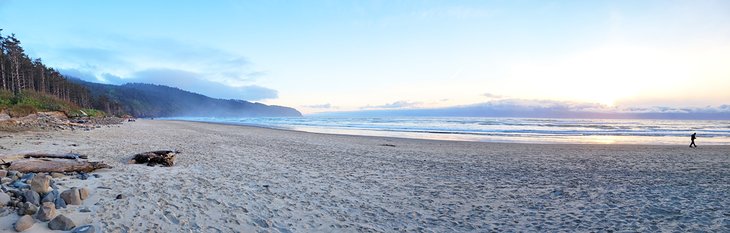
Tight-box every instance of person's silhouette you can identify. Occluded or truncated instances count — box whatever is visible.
[689,132,697,148]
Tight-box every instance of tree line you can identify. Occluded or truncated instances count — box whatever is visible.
[0,29,92,108]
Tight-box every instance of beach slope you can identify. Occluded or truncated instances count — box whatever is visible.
[1,120,728,232]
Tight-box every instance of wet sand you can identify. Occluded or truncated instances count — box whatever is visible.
[1,119,729,232]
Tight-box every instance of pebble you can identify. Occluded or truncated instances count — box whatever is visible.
[61,188,82,205]
[77,173,89,180]
[50,172,65,178]
[72,225,96,233]
[0,170,6,177]
[116,194,125,199]
[35,202,57,221]
[31,175,52,195]
[80,207,91,213]
[15,215,35,232]
[48,214,76,231]
[0,192,10,206]
[22,190,40,206]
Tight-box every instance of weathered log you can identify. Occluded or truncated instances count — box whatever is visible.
[132,150,177,167]
[24,153,88,160]
[8,158,112,173]
[0,154,26,164]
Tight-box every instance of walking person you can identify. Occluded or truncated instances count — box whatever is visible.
[689,132,697,148]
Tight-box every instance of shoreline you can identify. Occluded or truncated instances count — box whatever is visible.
[1,119,729,232]
[163,119,727,147]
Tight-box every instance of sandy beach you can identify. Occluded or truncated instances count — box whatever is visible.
[1,119,729,232]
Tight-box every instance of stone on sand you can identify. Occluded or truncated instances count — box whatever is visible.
[35,202,57,221]
[22,190,40,206]
[50,172,64,178]
[41,190,58,204]
[79,187,90,200]
[15,215,35,232]
[0,192,11,206]
[48,214,76,231]
[72,225,96,233]
[30,175,52,195]
[61,188,82,205]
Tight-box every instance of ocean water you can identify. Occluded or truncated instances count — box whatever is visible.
[166,117,730,145]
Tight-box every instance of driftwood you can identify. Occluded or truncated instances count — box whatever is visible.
[24,153,88,160]
[8,158,112,173]
[132,150,177,167]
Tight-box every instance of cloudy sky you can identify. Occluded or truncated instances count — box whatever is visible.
[1,0,729,115]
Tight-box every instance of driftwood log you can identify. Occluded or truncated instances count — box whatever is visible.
[132,150,177,167]
[8,158,112,173]
[24,153,88,160]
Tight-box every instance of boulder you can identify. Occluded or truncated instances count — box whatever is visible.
[48,214,76,231]
[22,190,40,206]
[0,192,11,206]
[30,175,52,195]
[79,188,90,200]
[15,215,35,232]
[60,188,82,205]
[35,202,57,221]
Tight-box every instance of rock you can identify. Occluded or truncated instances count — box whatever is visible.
[17,202,38,215]
[79,207,91,213]
[48,214,76,231]
[15,215,35,232]
[22,190,40,205]
[11,180,30,189]
[20,173,35,182]
[116,194,124,199]
[35,202,56,221]
[72,225,96,233]
[41,190,58,203]
[60,188,82,205]
[30,175,52,195]
[79,188,90,200]
[77,173,89,180]
[1,177,12,184]
[0,192,11,206]
[54,194,67,209]
[92,174,101,178]
[7,171,19,178]
[50,172,64,178]
[0,170,7,177]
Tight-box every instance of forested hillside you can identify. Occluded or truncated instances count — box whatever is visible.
[0,30,301,118]
[73,80,302,117]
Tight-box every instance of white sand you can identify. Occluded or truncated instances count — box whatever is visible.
[1,119,729,232]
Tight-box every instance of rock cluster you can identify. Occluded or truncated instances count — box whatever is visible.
[1,170,95,232]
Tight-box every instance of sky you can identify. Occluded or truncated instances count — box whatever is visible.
[1,0,729,115]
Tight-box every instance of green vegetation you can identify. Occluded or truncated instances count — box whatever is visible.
[0,89,96,117]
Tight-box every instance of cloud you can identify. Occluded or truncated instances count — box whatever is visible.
[121,68,277,101]
[44,33,277,98]
[482,92,503,99]
[362,101,421,109]
[303,103,333,109]
[320,98,730,119]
